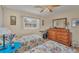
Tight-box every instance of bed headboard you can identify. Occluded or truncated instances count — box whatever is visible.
[48,28,72,47]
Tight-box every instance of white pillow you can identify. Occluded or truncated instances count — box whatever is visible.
[0,27,11,34]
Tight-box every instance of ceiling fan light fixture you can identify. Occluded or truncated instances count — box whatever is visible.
[49,9,53,12]
[40,8,53,13]
[36,5,60,13]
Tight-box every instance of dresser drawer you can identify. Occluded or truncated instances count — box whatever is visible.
[48,28,71,46]
[48,35,56,39]
[57,32,69,36]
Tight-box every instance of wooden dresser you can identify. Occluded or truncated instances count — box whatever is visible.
[48,28,72,46]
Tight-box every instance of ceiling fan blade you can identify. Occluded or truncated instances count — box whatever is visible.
[51,5,60,7]
[34,6,41,8]
[40,9,44,13]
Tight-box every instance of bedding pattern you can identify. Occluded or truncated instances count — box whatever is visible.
[26,40,76,53]
[16,34,45,52]
[0,38,9,45]
[0,28,12,45]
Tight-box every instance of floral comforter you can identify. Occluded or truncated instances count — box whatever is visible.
[16,34,45,51]
[26,40,76,53]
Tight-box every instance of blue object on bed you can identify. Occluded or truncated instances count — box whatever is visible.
[0,42,21,53]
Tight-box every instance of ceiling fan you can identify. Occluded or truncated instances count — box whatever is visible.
[34,5,60,13]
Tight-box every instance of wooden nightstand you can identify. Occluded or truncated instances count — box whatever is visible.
[39,30,48,39]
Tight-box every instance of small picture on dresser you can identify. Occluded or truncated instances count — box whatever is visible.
[10,16,16,25]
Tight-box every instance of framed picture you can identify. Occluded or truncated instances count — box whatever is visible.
[72,18,79,27]
[42,20,44,26]
[10,16,16,25]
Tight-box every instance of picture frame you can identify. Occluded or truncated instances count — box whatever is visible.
[10,16,16,25]
[42,20,44,26]
[71,18,79,27]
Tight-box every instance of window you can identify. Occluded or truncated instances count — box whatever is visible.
[72,18,79,27]
[23,17,40,29]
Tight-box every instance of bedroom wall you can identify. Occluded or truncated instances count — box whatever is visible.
[3,7,51,36]
[50,5,79,47]
[0,6,3,27]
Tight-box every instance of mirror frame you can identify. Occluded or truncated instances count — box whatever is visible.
[52,18,67,28]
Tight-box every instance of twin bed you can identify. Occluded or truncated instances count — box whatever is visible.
[16,34,76,53]
[26,40,76,53]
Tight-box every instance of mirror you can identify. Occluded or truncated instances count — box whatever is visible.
[52,18,67,28]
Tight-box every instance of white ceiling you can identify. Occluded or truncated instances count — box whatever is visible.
[3,5,79,17]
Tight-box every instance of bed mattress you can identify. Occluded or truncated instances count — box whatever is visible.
[25,40,76,53]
